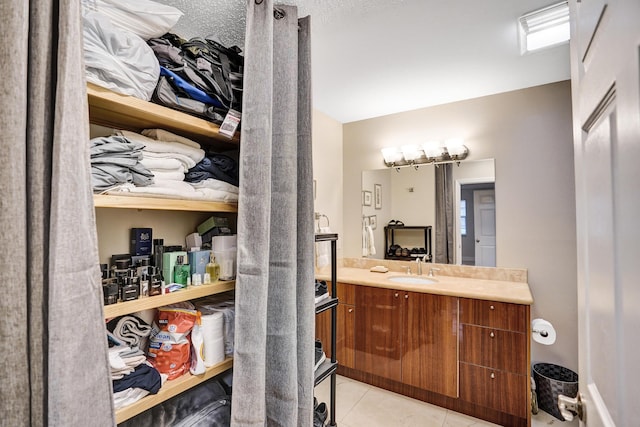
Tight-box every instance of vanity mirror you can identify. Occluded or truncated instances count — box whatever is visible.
[361,158,495,266]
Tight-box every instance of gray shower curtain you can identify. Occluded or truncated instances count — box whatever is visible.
[1,1,114,426]
[231,1,315,426]
[435,164,454,264]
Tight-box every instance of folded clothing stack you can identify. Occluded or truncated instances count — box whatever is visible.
[119,129,205,180]
[90,135,154,191]
[108,332,164,410]
[107,314,153,350]
[103,129,239,203]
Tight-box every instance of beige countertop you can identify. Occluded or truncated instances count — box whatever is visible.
[316,266,534,305]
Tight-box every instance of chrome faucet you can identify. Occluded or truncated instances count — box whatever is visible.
[428,267,441,277]
[416,255,431,275]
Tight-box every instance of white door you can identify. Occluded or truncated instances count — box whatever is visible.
[567,0,640,425]
[473,189,496,267]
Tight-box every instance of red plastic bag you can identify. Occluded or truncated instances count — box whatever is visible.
[148,304,197,380]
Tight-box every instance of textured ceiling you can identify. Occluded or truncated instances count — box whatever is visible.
[157,0,570,123]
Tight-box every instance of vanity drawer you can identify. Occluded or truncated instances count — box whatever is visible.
[459,298,527,332]
[459,324,527,373]
[459,362,528,418]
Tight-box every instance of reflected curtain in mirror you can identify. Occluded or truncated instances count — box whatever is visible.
[435,164,454,263]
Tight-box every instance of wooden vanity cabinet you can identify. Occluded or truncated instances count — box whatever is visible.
[353,285,458,397]
[458,298,531,419]
[315,282,356,370]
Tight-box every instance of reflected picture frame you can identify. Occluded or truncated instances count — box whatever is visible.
[362,190,372,206]
[374,184,382,209]
[369,215,377,230]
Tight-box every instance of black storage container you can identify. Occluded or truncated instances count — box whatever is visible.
[533,362,578,421]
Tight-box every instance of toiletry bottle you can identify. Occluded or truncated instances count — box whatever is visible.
[149,266,162,296]
[173,255,190,286]
[153,238,164,270]
[206,255,220,282]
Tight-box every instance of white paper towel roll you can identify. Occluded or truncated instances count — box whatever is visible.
[201,312,225,366]
[204,337,225,367]
[532,318,556,345]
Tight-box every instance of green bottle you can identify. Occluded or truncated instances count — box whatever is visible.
[173,255,190,286]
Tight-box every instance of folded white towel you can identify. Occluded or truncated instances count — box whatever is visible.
[118,130,205,163]
[142,150,197,170]
[142,128,201,149]
[188,178,239,194]
[316,226,331,268]
[196,187,239,203]
[140,156,184,171]
[150,169,185,181]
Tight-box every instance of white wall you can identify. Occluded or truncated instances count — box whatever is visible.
[340,81,578,371]
[312,109,344,257]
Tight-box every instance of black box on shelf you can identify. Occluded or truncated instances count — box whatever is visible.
[130,228,153,256]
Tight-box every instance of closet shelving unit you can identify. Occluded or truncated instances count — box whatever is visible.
[314,232,338,427]
[87,83,239,424]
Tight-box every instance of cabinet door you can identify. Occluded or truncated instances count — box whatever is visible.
[402,292,458,397]
[337,304,355,369]
[315,309,332,357]
[355,286,402,382]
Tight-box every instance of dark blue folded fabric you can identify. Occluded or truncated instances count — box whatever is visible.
[185,155,239,186]
[113,363,162,394]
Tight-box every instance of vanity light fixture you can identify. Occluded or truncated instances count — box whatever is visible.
[518,1,570,54]
[380,140,469,169]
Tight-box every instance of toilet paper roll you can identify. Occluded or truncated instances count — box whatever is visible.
[204,336,225,367]
[201,312,224,337]
[201,312,225,367]
[532,318,556,345]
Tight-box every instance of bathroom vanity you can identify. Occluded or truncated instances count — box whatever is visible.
[316,259,533,427]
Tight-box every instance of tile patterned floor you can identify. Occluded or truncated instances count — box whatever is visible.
[314,375,579,427]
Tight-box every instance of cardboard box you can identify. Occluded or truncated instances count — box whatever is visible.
[197,216,230,235]
[188,250,211,277]
[130,228,153,256]
[162,251,187,285]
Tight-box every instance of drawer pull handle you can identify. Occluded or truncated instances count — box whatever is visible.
[404,294,409,299]
[348,308,353,313]
[490,372,495,379]
[490,305,495,310]
[394,293,399,298]
[490,332,495,338]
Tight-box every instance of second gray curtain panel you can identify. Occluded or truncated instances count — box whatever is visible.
[232,1,315,426]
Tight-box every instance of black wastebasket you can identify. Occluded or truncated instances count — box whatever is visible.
[533,362,578,421]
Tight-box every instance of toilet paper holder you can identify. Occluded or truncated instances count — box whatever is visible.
[532,328,549,337]
[531,318,557,345]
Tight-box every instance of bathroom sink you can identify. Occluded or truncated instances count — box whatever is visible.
[387,276,437,285]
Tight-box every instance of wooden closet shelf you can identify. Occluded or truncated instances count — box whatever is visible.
[87,83,240,150]
[103,281,235,319]
[115,357,234,424]
[93,194,238,213]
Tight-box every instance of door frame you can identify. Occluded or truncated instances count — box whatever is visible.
[454,176,495,265]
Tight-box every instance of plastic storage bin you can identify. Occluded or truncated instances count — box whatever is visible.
[532,362,578,421]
